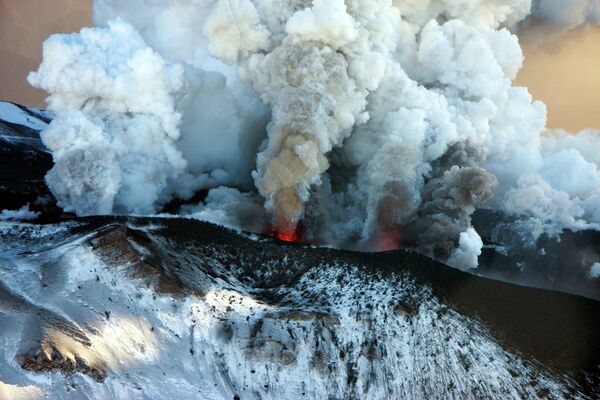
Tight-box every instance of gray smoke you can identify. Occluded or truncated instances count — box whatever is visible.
[531,0,600,29]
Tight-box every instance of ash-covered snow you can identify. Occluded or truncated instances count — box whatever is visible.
[0,101,51,152]
[0,108,54,212]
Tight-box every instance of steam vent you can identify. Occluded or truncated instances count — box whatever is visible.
[1,0,600,399]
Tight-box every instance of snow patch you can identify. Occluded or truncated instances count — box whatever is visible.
[0,102,48,131]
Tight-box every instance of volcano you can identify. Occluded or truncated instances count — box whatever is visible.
[0,106,596,399]
[0,215,598,399]
[0,104,599,398]
[3,0,600,393]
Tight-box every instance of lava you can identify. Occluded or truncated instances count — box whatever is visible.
[275,230,301,242]
[269,221,305,243]
[376,225,404,252]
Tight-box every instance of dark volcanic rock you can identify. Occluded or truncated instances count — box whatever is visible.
[110,216,600,378]
[20,344,108,383]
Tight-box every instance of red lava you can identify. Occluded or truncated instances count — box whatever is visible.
[270,221,305,243]
[376,225,404,252]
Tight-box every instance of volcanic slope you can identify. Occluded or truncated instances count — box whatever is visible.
[0,216,598,399]
[0,101,52,211]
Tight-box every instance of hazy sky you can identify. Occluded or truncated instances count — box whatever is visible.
[0,0,597,132]
[516,24,600,132]
[0,0,92,107]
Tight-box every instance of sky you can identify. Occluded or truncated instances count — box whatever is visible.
[515,24,600,132]
[0,0,92,107]
[0,0,597,132]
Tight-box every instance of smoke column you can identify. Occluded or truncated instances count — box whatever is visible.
[28,0,600,270]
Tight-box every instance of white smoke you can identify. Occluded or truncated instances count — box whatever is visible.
[93,0,271,196]
[202,0,271,63]
[28,20,187,215]
[447,228,484,271]
[520,0,600,47]
[181,187,270,233]
[29,0,600,270]
[0,204,39,221]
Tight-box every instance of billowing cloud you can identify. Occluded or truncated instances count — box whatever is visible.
[29,0,600,270]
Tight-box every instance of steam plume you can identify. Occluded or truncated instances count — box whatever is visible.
[29,0,600,270]
[28,20,187,215]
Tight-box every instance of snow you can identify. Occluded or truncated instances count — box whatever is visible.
[0,218,584,399]
[0,102,48,131]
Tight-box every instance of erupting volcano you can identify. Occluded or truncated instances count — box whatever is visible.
[374,225,405,252]
[0,0,600,398]
[21,0,600,272]
[270,222,305,243]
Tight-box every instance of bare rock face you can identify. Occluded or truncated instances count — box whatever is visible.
[0,216,598,399]
[20,342,107,383]
[90,226,186,295]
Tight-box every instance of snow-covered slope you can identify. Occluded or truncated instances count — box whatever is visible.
[0,216,598,399]
[0,101,53,211]
[0,102,50,133]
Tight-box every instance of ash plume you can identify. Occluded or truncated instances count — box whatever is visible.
[28,20,187,215]
[29,0,600,270]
